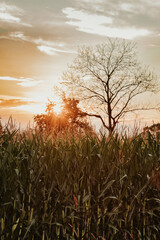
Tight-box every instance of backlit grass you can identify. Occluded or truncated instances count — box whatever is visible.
[0,129,160,239]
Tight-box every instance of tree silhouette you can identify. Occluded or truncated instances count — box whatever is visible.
[63,38,158,135]
[0,118,2,133]
[34,97,93,133]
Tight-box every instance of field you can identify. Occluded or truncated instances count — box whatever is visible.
[0,128,160,239]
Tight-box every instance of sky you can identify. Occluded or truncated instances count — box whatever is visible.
[0,0,160,129]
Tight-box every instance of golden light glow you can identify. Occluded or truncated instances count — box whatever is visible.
[13,92,63,116]
[53,103,63,115]
[15,103,46,115]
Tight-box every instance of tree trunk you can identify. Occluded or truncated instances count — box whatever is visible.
[108,101,113,136]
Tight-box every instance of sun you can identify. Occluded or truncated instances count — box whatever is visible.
[53,103,63,115]
[12,88,64,116]
[14,101,63,116]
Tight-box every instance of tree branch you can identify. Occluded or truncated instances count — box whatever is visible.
[80,112,109,130]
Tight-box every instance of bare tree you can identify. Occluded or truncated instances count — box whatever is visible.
[62,38,158,135]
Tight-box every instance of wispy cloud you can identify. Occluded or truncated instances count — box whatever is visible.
[62,7,112,26]
[37,45,75,56]
[120,3,134,12]
[37,45,57,56]
[0,98,35,108]
[77,0,103,2]
[9,32,28,41]
[0,76,43,87]
[9,32,64,47]
[5,32,74,56]
[0,2,22,23]
[143,0,160,6]
[62,7,151,39]
[0,2,31,26]
[17,80,43,87]
[33,38,65,48]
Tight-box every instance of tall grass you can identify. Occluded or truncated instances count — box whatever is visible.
[0,129,160,239]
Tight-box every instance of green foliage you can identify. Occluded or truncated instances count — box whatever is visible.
[0,129,160,239]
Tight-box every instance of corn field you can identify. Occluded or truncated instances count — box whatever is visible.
[0,129,160,239]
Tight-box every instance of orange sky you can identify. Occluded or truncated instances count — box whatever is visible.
[0,0,160,129]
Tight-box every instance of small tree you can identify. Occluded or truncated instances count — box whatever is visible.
[34,100,66,132]
[63,38,158,135]
[34,97,93,133]
[62,96,93,131]
[0,117,2,133]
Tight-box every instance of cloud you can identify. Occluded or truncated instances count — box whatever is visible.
[62,7,150,39]
[7,32,75,55]
[37,45,76,56]
[0,2,22,23]
[143,0,160,6]
[69,0,160,39]
[33,38,65,48]
[0,12,20,23]
[0,2,31,26]
[77,0,103,2]
[0,76,43,87]
[0,98,35,108]
[17,80,43,87]
[9,32,28,41]
[9,32,64,47]
[62,7,112,25]
[120,3,134,12]
[37,45,57,56]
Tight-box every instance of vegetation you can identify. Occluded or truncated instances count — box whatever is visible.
[34,97,93,134]
[1,38,160,239]
[0,127,160,239]
[62,38,158,135]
